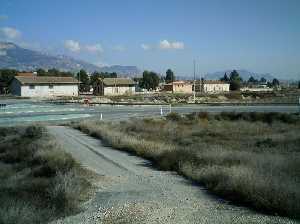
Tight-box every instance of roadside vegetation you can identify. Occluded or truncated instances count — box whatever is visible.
[0,125,93,224]
[74,112,300,219]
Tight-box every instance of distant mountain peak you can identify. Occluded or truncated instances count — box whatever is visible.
[0,42,140,76]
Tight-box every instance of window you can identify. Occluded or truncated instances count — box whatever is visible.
[49,85,54,89]
[29,85,35,89]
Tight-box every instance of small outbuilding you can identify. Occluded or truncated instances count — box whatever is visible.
[195,80,230,93]
[10,75,79,97]
[162,81,193,94]
[93,78,135,96]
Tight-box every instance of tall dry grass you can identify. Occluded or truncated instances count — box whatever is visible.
[0,125,92,224]
[73,112,300,219]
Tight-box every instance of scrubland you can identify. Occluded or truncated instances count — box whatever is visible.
[0,125,93,224]
[74,112,300,219]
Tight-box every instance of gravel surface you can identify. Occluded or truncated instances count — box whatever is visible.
[48,126,298,224]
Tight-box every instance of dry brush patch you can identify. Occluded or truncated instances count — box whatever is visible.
[0,125,94,224]
[72,112,300,220]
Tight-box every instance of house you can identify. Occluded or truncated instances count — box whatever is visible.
[195,80,230,93]
[10,75,79,97]
[93,78,135,96]
[163,81,193,94]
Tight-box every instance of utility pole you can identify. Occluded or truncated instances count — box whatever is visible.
[78,71,80,101]
[193,60,196,103]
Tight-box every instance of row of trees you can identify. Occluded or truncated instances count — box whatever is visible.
[220,70,281,91]
[137,69,177,90]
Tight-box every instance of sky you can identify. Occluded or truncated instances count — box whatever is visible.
[0,0,299,79]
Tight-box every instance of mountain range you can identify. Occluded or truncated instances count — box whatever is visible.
[0,42,140,76]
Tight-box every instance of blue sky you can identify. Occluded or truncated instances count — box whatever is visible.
[0,0,299,78]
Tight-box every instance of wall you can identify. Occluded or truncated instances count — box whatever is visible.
[173,84,193,94]
[20,84,78,97]
[104,86,135,95]
[203,84,230,93]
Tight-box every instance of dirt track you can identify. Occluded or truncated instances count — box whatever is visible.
[48,126,297,224]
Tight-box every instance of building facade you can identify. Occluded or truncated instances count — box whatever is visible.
[93,78,135,96]
[10,75,79,97]
[195,80,230,93]
[163,81,193,94]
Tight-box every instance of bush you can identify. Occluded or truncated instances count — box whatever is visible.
[0,126,92,223]
[23,126,44,139]
[166,112,182,121]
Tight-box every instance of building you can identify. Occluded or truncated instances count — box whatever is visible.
[93,78,135,96]
[10,75,79,97]
[163,81,193,94]
[195,80,230,93]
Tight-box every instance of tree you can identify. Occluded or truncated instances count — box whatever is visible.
[248,76,258,83]
[165,69,175,84]
[76,69,89,91]
[272,78,280,86]
[229,70,242,91]
[298,81,300,89]
[36,68,47,76]
[220,73,229,82]
[139,70,160,91]
[260,77,267,83]
[0,69,17,94]
[47,68,60,76]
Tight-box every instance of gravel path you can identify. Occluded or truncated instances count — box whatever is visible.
[48,126,297,224]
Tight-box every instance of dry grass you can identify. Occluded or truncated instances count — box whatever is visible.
[73,112,300,219]
[0,125,92,224]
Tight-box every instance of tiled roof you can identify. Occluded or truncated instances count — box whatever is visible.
[102,78,135,86]
[14,76,79,84]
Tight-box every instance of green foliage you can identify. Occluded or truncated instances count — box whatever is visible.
[248,76,258,84]
[0,69,18,93]
[229,70,242,91]
[0,126,92,223]
[260,77,267,83]
[272,78,280,86]
[165,69,175,84]
[220,73,229,82]
[76,69,89,91]
[229,80,241,91]
[166,112,182,121]
[90,71,117,86]
[139,70,160,90]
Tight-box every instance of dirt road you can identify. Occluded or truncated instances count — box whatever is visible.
[48,126,296,224]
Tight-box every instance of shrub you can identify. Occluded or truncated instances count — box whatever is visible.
[23,126,44,139]
[166,112,182,121]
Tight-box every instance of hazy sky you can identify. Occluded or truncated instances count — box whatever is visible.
[0,0,299,78]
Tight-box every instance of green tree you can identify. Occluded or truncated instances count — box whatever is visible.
[220,73,229,82]
[139,71,160,90]
[229,70,242,91]
[248,76,258,83]
[260,77,267,83]
[36,68,47,76]
[47,68,60,76]
[76,70,90,91]
[0,69,17,94]
[165,69,175,83]
[272,78,280,86]
[298,81,300,89]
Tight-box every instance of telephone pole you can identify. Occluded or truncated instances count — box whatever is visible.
[193,60,196,103]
